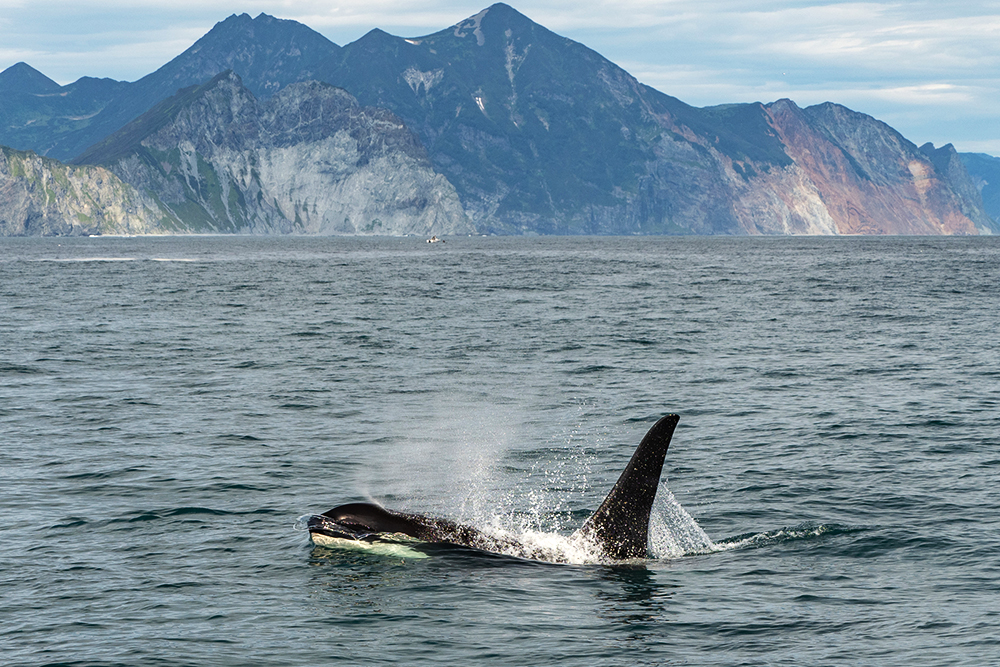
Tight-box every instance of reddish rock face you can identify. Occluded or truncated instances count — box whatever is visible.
[759,100,983,236]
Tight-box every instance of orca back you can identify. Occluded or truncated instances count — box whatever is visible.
[574,414,680,559]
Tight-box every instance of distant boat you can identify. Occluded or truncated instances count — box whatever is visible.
[426,235,445,243]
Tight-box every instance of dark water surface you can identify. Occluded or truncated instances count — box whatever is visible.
[2,236,998,665]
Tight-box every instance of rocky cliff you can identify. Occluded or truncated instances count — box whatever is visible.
[738,101,992,235]
[73,71,472,235]
[0,146,174,236]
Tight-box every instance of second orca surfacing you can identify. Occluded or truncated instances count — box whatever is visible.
[306,414,680,563]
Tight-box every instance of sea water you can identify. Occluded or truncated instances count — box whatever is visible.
[1,235,998,665]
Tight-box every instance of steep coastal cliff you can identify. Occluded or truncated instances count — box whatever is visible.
[0,146,173,236]
[74,72,472,235]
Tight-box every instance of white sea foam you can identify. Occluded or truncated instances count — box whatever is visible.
[31,257,200,263]
[479,525,605,564]
[708,523,841,552]
[34,257,138,262]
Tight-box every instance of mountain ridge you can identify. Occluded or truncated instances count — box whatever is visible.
[960,152,1000,221]
[0,13,341,161]
[1,3,995,235]
[308,3,993,234]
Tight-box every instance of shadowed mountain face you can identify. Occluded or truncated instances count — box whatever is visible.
[0,70,129,159]
[1,3,995,235]
[309,3,994,235]
[0,13,340,161]
[314,5,755,233]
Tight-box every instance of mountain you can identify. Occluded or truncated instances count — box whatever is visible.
[2,3,995,236]
[0,145,175,235]
[916,142,996,233]
[312,3,995,235]
[0,13,340,161]
[136,12,340,100]
[73,71,471,235]
[314,6,715,233]
[959,152,1000,222]
[0,71,129,158]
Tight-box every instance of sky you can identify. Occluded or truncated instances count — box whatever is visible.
[2,0,998,154]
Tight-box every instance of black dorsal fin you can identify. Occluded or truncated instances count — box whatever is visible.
[573,414,680,559]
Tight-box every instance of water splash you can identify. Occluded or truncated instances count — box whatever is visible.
[436,479,716,564]
[644,485,850,558]
[366,402,520,513]
[464,524,606,564]
[647,482,715,558]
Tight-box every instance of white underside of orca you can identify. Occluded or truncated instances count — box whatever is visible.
[309,532,431,559]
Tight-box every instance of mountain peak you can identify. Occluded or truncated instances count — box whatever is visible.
[921,141,957,154]
[483,3,532,21]
[0,62,61,94]
[442,3,544,45]
[356,27,398,42]
[210,12,304,32]
[195,12,336,50]
[136,11,340,99]
[212,13,253,28]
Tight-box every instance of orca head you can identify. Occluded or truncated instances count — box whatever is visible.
[307,502,429,541]
[306,514,375,541]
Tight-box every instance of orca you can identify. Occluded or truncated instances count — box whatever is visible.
[306,413,680,562]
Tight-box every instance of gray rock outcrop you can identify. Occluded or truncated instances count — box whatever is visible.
[0,146,173,236]
[75,71,472,236]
